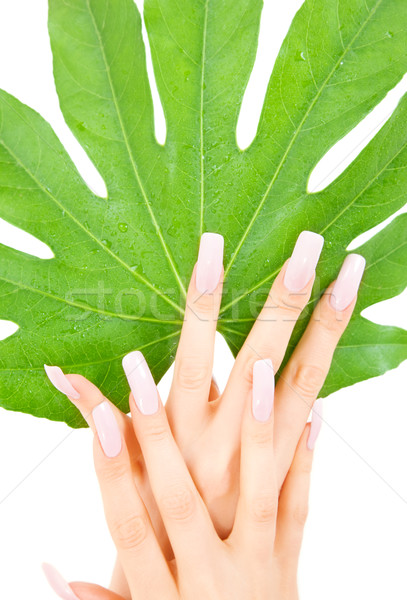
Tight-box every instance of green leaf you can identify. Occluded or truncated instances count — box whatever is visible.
[0,0,406,427]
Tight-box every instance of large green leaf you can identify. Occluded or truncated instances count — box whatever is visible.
[0,0,406,427]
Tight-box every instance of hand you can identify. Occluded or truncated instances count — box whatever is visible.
[44,356,319,600]
[43,230,365,596]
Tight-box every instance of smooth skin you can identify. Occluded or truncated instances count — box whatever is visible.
[43,231,365,598]
[67,365,314,600]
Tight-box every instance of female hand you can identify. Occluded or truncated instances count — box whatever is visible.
[43,357,321,600]
[43,230,365,596]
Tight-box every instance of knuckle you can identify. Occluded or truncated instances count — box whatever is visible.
[187,291,219,316]
[271,288,305,317]
[160,484,196,521]
[176,356,211,392]
[317,307,346,334]
[296,459,313,476]
[247,425,274,448]
[97,458,128,485]
[291,363,326,401]
[250,492,278,523]
[142,420,169,443]
[111,514,148,551]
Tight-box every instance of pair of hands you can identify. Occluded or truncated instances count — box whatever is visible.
[43,231,365,599]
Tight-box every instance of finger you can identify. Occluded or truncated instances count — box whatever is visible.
[274,406,321,572]
[122,350,219,568]
[91,400,177,599]
[230,359,277,565]
[166,233,224,435]
[218,231,323,435]
[274,254,365,484]
[71,582,127,600]
[43,367,136,454]
[44,366,173,560]
[42,564,126,600]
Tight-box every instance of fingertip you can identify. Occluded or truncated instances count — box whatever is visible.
[196,232,224,295]
[307,399,323,451]
[252,359,275,423]
[122,351,159,416]
[42,562,80,600]
[299,422,312,449]
[92,401,122,459]
[44,365,81,400]
[70,582,126,600]
[330,253,365,312]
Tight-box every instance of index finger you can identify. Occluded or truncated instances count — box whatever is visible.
[123,350,220,570]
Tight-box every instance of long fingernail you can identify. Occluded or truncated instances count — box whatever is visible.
[284,231,324,292]
[196,232,224,294]
[330,254,366,311]
[92,401,122,458]
[122,351,159,415]
[42,563,80,600]
[44,365,80,400]
[252,359,275,422]
[307,399,323,450]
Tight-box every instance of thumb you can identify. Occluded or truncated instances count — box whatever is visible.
[42,564,127,600]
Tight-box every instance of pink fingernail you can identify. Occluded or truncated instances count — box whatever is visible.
[196,232,224,294]
[44,365,80,400]
[42,563,80,600]
[252,359,275,422]
[307,399,323,450]
[284,231,324,292]
[122,351,159,415]
[330,254,366,311]
[92,401,122,458]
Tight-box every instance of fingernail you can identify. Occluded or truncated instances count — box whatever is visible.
[307,399,323,450]
[122,351,159,415]
[44,365,80,400]
[42,563,80,600]
[252,359,275,422]
[330,254,366,311]
[196,232,224,294]
[284,231,324,292]
[92,401,122,458]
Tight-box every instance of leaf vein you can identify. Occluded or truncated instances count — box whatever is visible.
[224,0,384,278]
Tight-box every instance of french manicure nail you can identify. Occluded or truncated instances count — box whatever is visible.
[252,359,275,422]
[122,351,159,415]
[42,563,80,600]
[44,365,80,400]
[307,399,323,450]
[196,232,224,294]
[92,401,122,458]
[284,231,324,292]
[330,254,366,311]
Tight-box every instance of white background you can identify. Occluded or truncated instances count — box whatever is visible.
[0,0,406,598]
